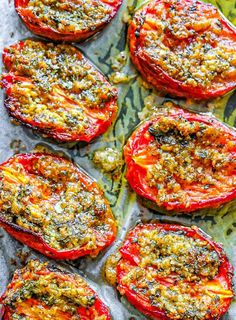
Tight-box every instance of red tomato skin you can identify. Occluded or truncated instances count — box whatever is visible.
[14,0,122,42]
[1,262,112,320]
[128,0,236,99]
[2,41,118,143]
[0,153,117,260]
[124,109,236,213]
[2,72,118,143]
[116,223,234,320]
[4,297,113,320]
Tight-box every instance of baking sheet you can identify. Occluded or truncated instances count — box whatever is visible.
[0,0,236,318]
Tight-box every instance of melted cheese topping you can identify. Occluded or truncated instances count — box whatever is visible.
[3,260,106,320]
[139,0,236,88]
[6,40,116,135]
[134,114,236,208]
[0,155,113,251]
[27,0,113,33]
[118,227,232,320]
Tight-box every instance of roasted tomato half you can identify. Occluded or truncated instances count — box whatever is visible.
[1,259,111,319]
[129,0,236,99]
[15,0,122,42]
[124,107,236,213]
[0,153,117,260]
[1,40,118,142]
[105,223,234,320]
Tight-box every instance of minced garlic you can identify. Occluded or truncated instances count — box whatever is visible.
[27,0,112,33]
[119,227,224,320]
[0,155,112,251]
[140,0,236,88]
[145,115,236,207]
[6,40,116,135]
[3,260,103,319]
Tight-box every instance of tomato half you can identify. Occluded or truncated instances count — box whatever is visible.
[124,107,236,213]
[105,223,234,320]
[1,40,118,142]
[129,0,236,99]
[0,153,117,260]
[14,0,122,42]
[1,259,111,320]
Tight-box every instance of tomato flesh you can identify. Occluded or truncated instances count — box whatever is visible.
[129,0,236,99]
[14,0,122,42]
[107,223,234,320]
[1,260,111,320]
[124,107,236,212]
[1,40,118,142]
[0,153,117,259]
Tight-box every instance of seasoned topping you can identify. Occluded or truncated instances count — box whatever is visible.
[106,224,234,320]
[146,116,236,207]
[15,0,122,42]
[0,153,116,253]
[124,108,236,211]
[93,148,123,173]
[134,228,220,280]
[104,251,121,286]
[2,40,117,142]
[142,0,236,88]
[2,260,110,319]
[120,262,222,320]
[4,261,95,311]
[26,0,113,34]
[129,0,236,98]
[7,40,115,105]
